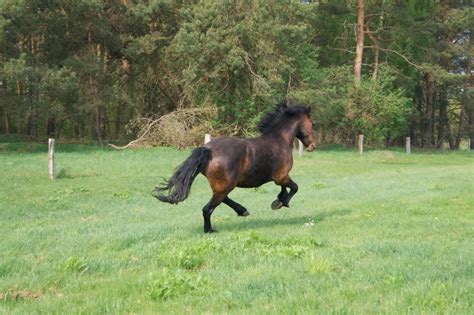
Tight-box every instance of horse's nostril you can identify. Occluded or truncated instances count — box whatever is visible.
[306,143,316,151]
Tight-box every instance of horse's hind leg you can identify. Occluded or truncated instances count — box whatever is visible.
[224,197,249,217]
[272,178,298,210]
[202,192,227,233]
[282,178,298,206]
[271,187,288,210]
[278,186,288,202]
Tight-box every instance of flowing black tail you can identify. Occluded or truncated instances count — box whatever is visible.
[152,147,211,204]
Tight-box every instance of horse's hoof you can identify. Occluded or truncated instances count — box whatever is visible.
[205,229,217,234]
[271,200,283,210]
[239,210,250,217]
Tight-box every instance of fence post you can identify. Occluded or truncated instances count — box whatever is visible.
[406,137,411,154]
[358,134,364,155]
[204,133,211,144]
[468,139,471,152]
[48,138,55,180]
[298,139,304,157]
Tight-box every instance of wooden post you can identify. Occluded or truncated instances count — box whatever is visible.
[48,138,55,180]
[468,139,471,152]
[406,137,411,154]
[358,134,364,155]
[298,140,304,157]
[204,133,211,144]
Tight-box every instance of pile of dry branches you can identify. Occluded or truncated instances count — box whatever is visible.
[109,106,218,149]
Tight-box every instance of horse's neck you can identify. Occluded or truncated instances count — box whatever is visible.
[272,120,300,148]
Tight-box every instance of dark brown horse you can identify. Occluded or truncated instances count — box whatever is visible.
[153,102,316,233]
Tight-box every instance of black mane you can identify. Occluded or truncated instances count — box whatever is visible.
[257,101,308,134]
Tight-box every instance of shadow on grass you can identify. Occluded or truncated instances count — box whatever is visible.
[314,208,352,220]
[218,208,352,232]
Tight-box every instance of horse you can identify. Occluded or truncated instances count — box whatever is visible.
[152,102,316,233]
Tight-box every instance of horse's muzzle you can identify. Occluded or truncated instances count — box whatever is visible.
[306,143,316,152]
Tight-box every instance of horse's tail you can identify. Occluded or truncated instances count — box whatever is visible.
[152,147,212,204]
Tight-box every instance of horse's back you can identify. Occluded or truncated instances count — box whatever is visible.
[204,136,249,158]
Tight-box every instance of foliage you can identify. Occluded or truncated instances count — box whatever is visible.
[0,0,473,147]
[351,67,412,143]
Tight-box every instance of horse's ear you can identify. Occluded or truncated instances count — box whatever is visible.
[305,106,312,115]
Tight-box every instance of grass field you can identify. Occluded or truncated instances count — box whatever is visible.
[0,144,473,314]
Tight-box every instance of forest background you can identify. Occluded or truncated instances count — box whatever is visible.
[0,0,473,149]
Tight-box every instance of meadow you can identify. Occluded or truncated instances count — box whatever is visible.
[0,143,473,314]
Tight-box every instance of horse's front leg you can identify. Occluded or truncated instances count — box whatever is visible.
[271,178,298,210]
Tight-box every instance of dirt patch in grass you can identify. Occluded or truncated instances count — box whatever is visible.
[0,290,43,301]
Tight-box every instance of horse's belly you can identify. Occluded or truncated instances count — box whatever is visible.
[236,179,271,188]
[236,169,273,188]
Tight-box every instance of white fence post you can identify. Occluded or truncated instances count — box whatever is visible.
[204,133,211,144]
[358,134,364,155]
[406,137,411,154]
[48,138,55,180]
[298,140,304,157]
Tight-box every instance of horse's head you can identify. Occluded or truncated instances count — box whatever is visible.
[296,107,316,152]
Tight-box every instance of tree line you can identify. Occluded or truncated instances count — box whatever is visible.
[0,0,473,149]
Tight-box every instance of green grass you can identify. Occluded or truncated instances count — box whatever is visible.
[0,145,473,314]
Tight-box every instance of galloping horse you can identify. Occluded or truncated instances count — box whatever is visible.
[153,102,316,233]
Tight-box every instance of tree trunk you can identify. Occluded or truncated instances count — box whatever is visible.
[115,103,122,139]
[468,108,474,150]
[467,45,472,81]
[467,45,473,149]
[47,115,56,138]
[86,25,104,146]
[74,123,81,139]
[445,113,455,149]
[0,66,8,134]
[354,0,365,87]
[26,78,38,138]
[1,85,8,134]
[56,120,64,139]
[454,106,465,150]
[413,84,424,147]
[31,36,41,139]
[89,74,104,146]
[15,79,22,134]
[94,105,104,146]
[3,111,9,135]
[437,85,448,148]
[29,105,38,139]
[424,72,435,148]
[365,25,379,81]
[431,90,436,145]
